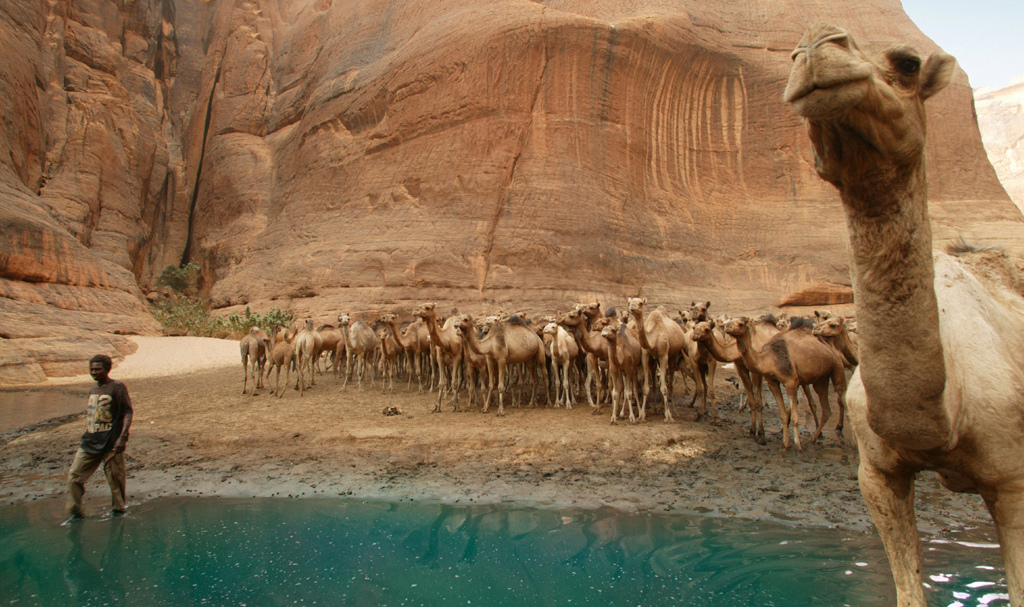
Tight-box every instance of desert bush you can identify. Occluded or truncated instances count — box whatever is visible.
[156,262,201,294]
[150,296,225,337]
[222,306,295,337]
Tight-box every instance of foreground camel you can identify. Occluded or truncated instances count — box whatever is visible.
[627,298,685,422]
[455,315,549,416]
[240,326,267,395]
[543,322,579,408]
[786,23,1024,605]
[599,322,644,424]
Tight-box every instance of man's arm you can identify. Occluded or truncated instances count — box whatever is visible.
[113,384,132,453]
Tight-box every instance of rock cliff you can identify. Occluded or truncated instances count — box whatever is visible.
[975,79,1024,214]
[2,0,1022,384]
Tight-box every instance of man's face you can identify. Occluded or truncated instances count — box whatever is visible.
[89,362,109,383]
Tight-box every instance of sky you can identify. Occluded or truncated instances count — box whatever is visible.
[901,0,1024,90]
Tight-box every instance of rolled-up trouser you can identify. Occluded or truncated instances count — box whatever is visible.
[66,448,126,517]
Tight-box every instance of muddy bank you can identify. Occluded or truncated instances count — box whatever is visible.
[0,364,992,539]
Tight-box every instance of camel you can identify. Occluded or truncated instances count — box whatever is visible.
[686,301,718,405]
[627,298,686,422]
[559,309,614,411]
[291,319,317,396]
[688,320,766,439]
[375,320,401,393]
[454,315,549,416]
[264,324,295,398]
[314,324,344,375]
[414,303,464,412]
[599,322,644,424]
[399,317,432,391]
[783,23,1024,604]
[724,316,847,449]
[543,322,580,408]
[240,326,268,395]
[338,314,380,391]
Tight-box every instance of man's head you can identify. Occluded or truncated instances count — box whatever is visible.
[89,354,113,383]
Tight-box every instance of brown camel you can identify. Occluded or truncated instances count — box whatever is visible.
[374,320,400,393]
[338,314,379,392]
[627,298,686,422]
[599,322,644,424]
[315,325,345,376]
[454,315,549,416]
[264,324,295,398]
[414,303,464,412]
[398,317,432,392]
[785,22,1024,605]
[240,326,268,395]
[725,317,846,449]
[688,320,767,440]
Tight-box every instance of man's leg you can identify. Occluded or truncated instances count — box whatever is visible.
[66,449,103,517]
[102,452,126,513]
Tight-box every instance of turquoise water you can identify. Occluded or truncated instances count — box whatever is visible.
[0,498,1008,606]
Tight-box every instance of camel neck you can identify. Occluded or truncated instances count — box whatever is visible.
[840,162,951,449]
[700,330,739,363]
[630,311,653,350]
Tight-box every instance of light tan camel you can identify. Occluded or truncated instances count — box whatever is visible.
[240,326,268,395]
[375,319,400,393]
[725,317,846,449]
[543,322,580,408]
[785,22,1024,605]
[452,315,491,410]
[559,309,613,411]
[414,303,464,412]
[687,301,719,403]
[627,298,686,423]
[454,315,549,416]
[599,322,644,424]
[338,313,379,392]
[264,324,295,398]
[292,319,317,396]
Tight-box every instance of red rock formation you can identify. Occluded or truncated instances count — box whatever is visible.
[2,0,1022,383]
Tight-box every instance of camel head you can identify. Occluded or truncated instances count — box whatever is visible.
[414,302,436,320]
[784,23,956,195]
[689,301,711,321]
[379,313,397,326]
[542,322,558,335]
[724,316,749,338]
[689,320,715,342]
[557,309,583,328]
[574,302,602,321]
[453,314,474,335]
[627,297,647,316]
[812,314,845,338]
[600,324,618,341]
[338,313,351,327]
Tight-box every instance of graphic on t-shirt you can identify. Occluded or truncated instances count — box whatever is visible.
[86,394,114,433]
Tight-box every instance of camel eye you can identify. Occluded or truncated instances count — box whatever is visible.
[898,58,920,74]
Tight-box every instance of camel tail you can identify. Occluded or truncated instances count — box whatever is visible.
[241,340,250,365]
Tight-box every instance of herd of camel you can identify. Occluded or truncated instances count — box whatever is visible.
[239,297,857,450]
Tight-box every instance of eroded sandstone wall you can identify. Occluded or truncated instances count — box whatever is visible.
[2,0,1022,383]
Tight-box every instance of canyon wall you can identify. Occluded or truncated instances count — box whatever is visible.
[976,79,1024,214]
[2,0,1022,383]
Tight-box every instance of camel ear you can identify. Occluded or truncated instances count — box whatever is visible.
[705,301,711,308]
[919,52,955,101]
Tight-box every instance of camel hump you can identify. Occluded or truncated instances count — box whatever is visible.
[945,239,1024,297]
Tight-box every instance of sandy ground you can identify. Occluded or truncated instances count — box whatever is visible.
[0,337,995,541]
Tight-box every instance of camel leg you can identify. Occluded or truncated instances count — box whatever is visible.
[803,384,819,428]
[659,355,673,423]
[784,383,803,451]
[705,359,717,407]
[982,486,1024,605]
[764,381,791,449]
[639,351,651,419]
[496,362,507,417]
[859,461,926,607]
[809,380,832,444]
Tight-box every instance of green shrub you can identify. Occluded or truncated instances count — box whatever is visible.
[222,306,295,337]
[150,296,225,336]
[156,262,201,294]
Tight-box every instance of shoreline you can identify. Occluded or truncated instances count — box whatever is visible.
[0,339,996,542]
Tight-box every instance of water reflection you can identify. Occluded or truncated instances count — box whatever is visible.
[0,390,87,431]
[0,498,1008,606]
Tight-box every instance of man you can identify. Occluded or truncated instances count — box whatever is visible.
[65,354,133,520]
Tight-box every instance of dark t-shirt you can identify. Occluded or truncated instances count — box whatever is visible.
[80,380,132,454]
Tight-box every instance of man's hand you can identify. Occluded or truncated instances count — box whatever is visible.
[113,435,128,453]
